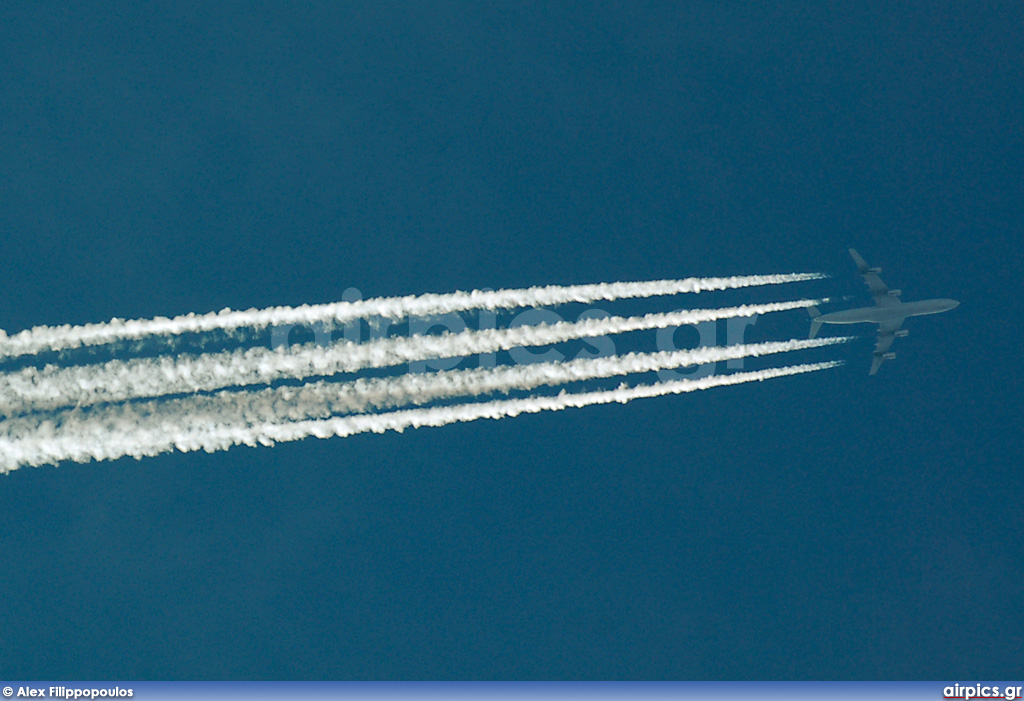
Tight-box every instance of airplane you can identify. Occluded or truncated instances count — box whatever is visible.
[808,248,959,375]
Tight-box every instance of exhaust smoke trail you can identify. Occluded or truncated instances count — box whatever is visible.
[1,337,850,440]
[0,360,843,471]
[150,336,848,423]
[0,273,824,359]
[0,299,826,415]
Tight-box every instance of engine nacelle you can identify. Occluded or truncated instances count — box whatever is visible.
[894,329,909,338]
[868,267,882,274]
[888,289,902,297]
[882,352,896,360]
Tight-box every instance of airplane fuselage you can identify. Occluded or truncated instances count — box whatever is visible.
[812,248,959,374]
[816,298,959,325]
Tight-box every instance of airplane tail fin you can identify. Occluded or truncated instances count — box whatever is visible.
[808,307,822,339]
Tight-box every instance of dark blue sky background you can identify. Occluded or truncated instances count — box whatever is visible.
[2,2,1022,680]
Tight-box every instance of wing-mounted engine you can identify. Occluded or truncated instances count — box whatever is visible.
[888,289,902,297]
[882,352,896,360]
[894,329,908,338]
[868,266,882,273]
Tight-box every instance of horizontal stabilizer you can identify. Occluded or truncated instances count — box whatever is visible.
[808,306,822,338]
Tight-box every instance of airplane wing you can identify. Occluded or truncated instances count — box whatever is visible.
[869,317,905,375]
[849,248,901,308]
[869,354,886,376]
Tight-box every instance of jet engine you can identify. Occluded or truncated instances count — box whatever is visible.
[888,289,902,297]
[894,329,909,338]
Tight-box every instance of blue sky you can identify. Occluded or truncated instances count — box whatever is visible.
[1,2,1022,679]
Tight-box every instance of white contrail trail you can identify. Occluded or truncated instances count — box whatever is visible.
[0,360,843,471]
[153,336,849,423]
[0,299,826,415]
[0,273,824,359]
[2,337,849,435]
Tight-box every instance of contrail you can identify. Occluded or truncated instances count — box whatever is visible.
[0,360,843,471]
[2,337,850,436]
[0,299,826,415]
[0,273,824,359]
[150,336,849,423]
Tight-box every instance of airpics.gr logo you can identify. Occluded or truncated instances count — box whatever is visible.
[944,684,1024,700]
[269,286,765,377]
